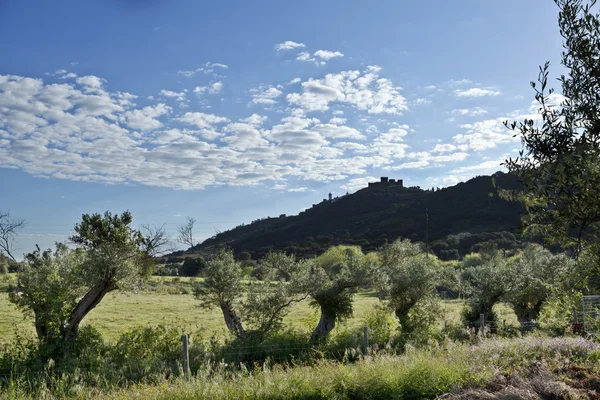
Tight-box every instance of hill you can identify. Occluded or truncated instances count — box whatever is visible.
[179,172,526,261]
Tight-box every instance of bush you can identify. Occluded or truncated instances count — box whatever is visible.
[180,257,207,277]
[108,324,186,383]
[0,263,7,275]
[363,306,395,346]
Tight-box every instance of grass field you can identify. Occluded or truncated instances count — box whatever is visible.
[0,274,519,344]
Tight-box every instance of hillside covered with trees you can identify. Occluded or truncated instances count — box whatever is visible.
[183,172,525,260]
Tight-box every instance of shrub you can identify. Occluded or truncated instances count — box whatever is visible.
[363,306,395,346]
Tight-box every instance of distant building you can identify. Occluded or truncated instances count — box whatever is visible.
[328,192,332,201]
[368,177,404,188]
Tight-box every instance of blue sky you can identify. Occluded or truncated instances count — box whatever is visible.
[0,0,565,257]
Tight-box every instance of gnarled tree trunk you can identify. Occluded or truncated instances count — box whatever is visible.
[221,305,246,338]
[310,311,336,343]
[61,281,116,345]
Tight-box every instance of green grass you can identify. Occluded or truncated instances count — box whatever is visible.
[0,289,478,344]
[4,336,599,399]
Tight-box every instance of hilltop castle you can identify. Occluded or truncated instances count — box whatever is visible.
[368,177,403,188]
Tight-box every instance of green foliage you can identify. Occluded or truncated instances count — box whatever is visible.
[539,291,583,335]
[194,248,243,312]
[309,246,379,342]
[363,306,395,346]
[8,244,87,347]
[179,257,207,277]
[195,249,310,339]
[379,240,440,338]
[110,324,185,382]
[503,244,572,321]
[8,211,157,354]
[461,250,509,325]
[504,0,600,262]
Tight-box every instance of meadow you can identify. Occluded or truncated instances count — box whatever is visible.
[0,274,518,345]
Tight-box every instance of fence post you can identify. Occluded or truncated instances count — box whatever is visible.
[503,320,506,330]
[182,334,190,379]
[363,326,369,351]
[479,314,485,337]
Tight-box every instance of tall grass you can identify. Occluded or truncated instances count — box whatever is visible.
[1,336,599,399]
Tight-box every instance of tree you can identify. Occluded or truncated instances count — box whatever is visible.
[0,211,25,261]
[180,257,207,277]
[307,246,379,343]
[177,217,197,249]
[378,240,440,337]
[9,211,166,355]
[461,251,510,328]
[503,244,572,322]
[504,0,600,261]
[194,249,308,340]
[194,248,246,337]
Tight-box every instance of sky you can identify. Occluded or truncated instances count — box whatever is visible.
[0,0,566,257]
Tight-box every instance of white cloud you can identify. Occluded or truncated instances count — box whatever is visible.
[76,75,104,91]
[288,77,301,84]
[251,86,283,105]
[432,144,457,153]
[447,79,472,87]
[287,67,407,114]
[194,81,224,95]
[455,88,501,97]
[424,85,436,90]
[159,90,187,102]
[275,41,306,51]
[329,117,347,125]
[178,62,228,77]
[0,70,442,191]
[287,187,309,192]
[296,49,344,65]
[177,112,229,129]
[451,107,488,116]
[453,118,520,150]
[340,176,378,192]
[313,50,344,60]
[240,114,267,126]
[121,103,171,131]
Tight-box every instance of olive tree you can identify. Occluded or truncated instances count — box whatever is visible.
[307,246,379,343]
[9,211,165,354]
[504,0,600,261]
[378,240,440,338]
[461,251,510,328]
[503,244,572,322]
[194,249,309,340]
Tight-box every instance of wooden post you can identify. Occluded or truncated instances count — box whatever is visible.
[480,314,485,337]
[503,320,506,330]
[363,326,369,350]
[182,334,190,378]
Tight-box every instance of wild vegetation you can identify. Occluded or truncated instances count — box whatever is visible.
[1,0,600,398]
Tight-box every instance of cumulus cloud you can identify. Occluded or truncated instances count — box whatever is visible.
[0,68,480,191]
[455,88,501,97]
[275,41,305,51]
[251,86,283,105]
[286,67,408,114]
[296,50,344,65]
[159,90,187,102]
[313,50,344,60]
[194,81,224,95]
